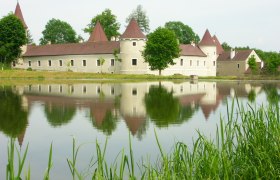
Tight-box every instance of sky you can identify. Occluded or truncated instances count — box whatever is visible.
[1,0,279,52]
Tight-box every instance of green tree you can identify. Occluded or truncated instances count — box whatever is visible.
[0,14,26,65]
[27,29,34,44]
[165,21,200,44]
[44,104,76,127]
[0,86,28,137]
[84,9,120,41]
[91,110,118,136]
[40,18,79,45]
[143,27,180,75]
[222,42,232,51]
[126,5,150,33]
[248,55,258,74]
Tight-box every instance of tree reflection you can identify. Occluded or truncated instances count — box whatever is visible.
[263,84,280,105]
[44,104,76,127]
[145,85,196,127]
[91,110,118,136]
[0,86,28,137]
[248,90,256,103]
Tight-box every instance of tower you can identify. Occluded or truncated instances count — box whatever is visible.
[14,2,28,68]
[198,29,217,76]
[119,19,148,74]
[87,21,108,42]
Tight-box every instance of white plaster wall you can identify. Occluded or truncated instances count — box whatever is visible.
[120,39,149,74]
[22,54,121,73]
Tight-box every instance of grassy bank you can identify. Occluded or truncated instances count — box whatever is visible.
[5,101,280,179]
[1,69,280,82]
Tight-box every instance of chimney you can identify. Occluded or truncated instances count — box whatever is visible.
[230,49,235,59]
[191,41,195,47]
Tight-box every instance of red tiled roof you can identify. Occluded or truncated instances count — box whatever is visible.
[199,29,216,46]
[217,50,253,61]
[88,21,108,42]
[124,116,146,135]
[14,2,27,29]
[180,44,207,57]
[212,35,224,55]
[120,18,146,39]
[23,41,120,57]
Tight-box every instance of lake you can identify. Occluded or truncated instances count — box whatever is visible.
[0,80,278,179]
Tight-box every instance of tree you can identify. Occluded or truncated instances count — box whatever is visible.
[27,29,34,44]
[44,104,76,127]
[248,55,258,74]
[84,9,120,40]
[0,86,28,137]
[40,18,79,45]
[222,42,232,51]
[165,21,200,44]
[0,14,26,65]
[126,5,150,33]
[142,27,180,75]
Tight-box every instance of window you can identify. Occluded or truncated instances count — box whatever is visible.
[59,60,62,66]
[111,59,115,66]
[197,60,199,66]
[28,85,32,91]
[38,85,41,92]
[28,61,31,67]
[70,85,74,93]
[97,59,101,66]
[132,88,137,95]
[48,85,52,92]
[83,86,87,94]
[204,61,206,66]
[83,60,86,66]
[190,60,192,66]
[97,86,101,94]
[132,59,137,66]
[237,64,240,69]
[180,59,183,66]
[213,61,216,66]
[48,60,51,66]
[59,85,63,93]
[111,87,115,95]
[133,42,136,46]
[38,61,41,67]
[71,60,74,66]
[12,61,16,67]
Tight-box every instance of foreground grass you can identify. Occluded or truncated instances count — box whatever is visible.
[6,101,280,179]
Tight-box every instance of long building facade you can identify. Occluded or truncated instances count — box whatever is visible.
[13,2,224,76]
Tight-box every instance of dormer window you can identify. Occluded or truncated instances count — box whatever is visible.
[133,42,136,46]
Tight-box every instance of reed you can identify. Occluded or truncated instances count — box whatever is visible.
[4,101,280,179]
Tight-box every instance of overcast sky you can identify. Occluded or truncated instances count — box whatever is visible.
[1,0,279,52]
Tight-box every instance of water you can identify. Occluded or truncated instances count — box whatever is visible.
[0,81,278,179]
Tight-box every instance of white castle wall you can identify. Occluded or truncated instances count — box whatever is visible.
[120,39,149,74]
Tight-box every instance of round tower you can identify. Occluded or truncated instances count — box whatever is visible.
[119,19,148,74]
[198,29,217,76]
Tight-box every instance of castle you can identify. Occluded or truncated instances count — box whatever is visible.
[12,2,262,76]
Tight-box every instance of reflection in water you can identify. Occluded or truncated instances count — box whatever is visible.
[263,84,280,105]
[44,104,76,127]
[0,86,28,145]
[3,81,267,139]
[145,85,199,127]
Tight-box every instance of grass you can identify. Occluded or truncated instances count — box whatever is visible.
[5,100,280,179]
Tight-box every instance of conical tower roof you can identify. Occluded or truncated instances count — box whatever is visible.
[199,29,215,46]
[88,21,108,42]
[212,35,224,55]
[120,18,146,39]
[14,2,28,29]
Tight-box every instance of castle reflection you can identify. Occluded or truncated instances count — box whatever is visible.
[1,81,268,145]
